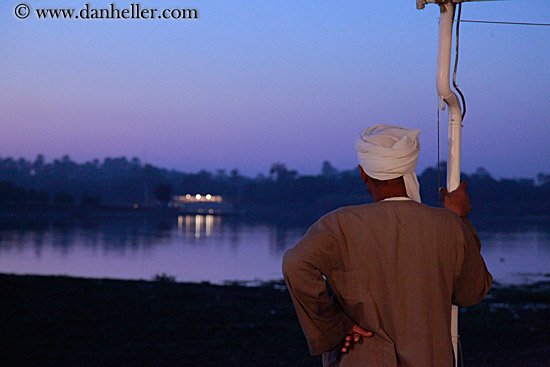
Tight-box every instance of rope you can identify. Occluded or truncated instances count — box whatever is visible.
[453,3,467,122]
[458,335,464,367]
[456,19,550,27]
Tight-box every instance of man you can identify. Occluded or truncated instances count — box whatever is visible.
[282,124,492,367]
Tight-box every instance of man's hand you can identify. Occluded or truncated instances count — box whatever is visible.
[440,181,472,218]
[340,324,373,353]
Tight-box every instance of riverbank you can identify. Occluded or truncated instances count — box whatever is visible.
[1,274,548,367]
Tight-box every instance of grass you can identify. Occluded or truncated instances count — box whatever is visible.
[0,274,548,367]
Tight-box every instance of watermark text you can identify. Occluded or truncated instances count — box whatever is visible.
[15,3,199,20]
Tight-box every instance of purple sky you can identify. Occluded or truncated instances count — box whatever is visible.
[1,0,549,178]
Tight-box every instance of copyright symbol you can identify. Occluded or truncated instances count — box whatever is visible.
[15,3,30,19]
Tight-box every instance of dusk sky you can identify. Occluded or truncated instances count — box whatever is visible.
[1,0,549,179]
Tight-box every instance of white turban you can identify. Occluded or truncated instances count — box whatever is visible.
[355,124,422,203]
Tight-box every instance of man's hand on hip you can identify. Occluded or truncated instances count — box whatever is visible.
[340,324,373,353]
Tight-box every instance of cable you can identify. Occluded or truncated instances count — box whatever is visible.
[455,19,550,27]
[437,96,441,206]
[453,3,467,122]
[458,335,464,367]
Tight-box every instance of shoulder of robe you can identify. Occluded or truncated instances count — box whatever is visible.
[318,203,379,223]
[420,204,470,237]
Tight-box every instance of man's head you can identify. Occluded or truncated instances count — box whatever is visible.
[355,124,421,202]
[358,165,407,202]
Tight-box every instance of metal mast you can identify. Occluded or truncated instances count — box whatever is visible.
[419,0,464,365]
[437,4,462,365]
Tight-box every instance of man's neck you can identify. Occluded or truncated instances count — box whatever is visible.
[372,187,408,202]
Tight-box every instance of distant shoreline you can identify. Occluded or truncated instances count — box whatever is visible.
[1,203,549,220]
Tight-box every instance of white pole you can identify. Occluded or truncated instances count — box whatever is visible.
[436,2,463,366]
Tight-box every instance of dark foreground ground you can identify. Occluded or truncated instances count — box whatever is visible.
[0,274,548,367]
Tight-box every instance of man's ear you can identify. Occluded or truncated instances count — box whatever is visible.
[358,165,369,184]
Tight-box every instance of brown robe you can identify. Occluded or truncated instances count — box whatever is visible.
[282,200,492,367]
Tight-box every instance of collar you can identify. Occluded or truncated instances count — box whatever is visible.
[381,197,412,202]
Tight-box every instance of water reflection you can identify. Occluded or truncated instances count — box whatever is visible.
[176,214,218,240]
[0,215,548,284]
[269,224,303,255]
[0,215,229,252]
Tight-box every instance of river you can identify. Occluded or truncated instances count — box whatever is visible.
[0,214,548,285]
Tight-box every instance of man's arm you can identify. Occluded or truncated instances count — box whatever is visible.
[282,221,356,356]
[441,181,493,306]
[452,216,492,306]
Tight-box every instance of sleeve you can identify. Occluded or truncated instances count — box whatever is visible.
[452,217,493,307]
[282,217,356,356]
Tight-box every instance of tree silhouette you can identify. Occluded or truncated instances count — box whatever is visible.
[154,183,173,204]
[0,154,546,217]
[321,161,338,178]
[270,163,297,182]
